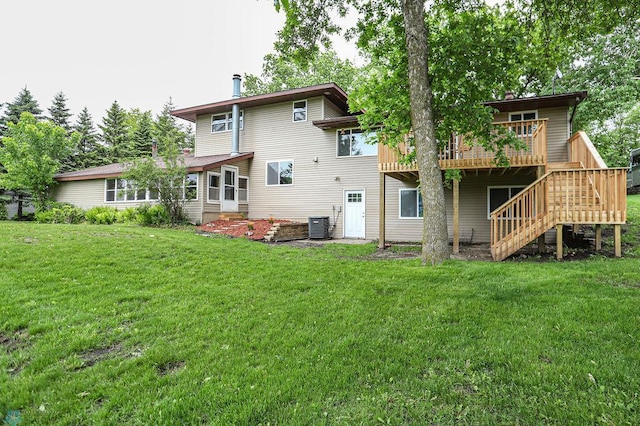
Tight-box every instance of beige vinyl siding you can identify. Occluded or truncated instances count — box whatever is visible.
[235,97,379,238]
[195,114,241,157]
[383,179,422,242]
[323,99,346,119]
[543,107,570,163]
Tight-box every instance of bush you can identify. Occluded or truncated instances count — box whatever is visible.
[116,207,138,223]
[0,203,7,221]
[135,204,170,226]
[35,203,85,224]
[85,206,118,225]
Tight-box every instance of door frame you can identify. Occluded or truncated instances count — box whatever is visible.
[343,189,366,238]
[221,165,239,212]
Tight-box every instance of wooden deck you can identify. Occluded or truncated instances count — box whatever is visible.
[378,119,548,179]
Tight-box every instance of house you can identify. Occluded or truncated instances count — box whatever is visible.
[53,75,627,260]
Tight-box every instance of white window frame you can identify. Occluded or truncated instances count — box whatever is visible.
[211,111,243,133]
[207,172,221,204]
[238,176,249,203]
[293,100,307,122]
[183,173,199,201]
[399,188,423,219]
[105,178,157,203]
[336,128,378,158]
[509,110,538,136]
[266,160,294,186]
[487,185,526,219]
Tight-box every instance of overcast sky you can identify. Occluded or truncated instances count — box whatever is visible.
[1,0,297,124]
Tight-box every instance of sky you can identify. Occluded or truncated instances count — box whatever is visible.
[0,0,303,124]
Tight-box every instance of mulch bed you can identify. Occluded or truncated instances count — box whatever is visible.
[196,219,289,240]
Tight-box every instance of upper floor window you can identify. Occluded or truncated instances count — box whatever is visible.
[509,111,537,136]
[399,188,423,219]
[337,129,378,157]
[293,100,307,122]
[266,160,293,186]
[211,111,243,133]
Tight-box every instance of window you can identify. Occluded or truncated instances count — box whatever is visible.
[509,111,537,136]
[266,160,293,186]
[337,129,378,157]
[211,111,243,133]
[105,178,157,202]
[184,173,198,200]
[293,100,307,122]
[208,173,220,203]
[487,186,526,218]
[399,189,423,218]
[239,177,249,202]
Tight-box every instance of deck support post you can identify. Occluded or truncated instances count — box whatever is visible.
[614,224,622,257]
[378,173,386,249]
[453,179,460,254]
[594,224,602,251]
[556,224,563,260]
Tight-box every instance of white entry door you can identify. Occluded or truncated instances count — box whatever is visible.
[344,190,365,238]
[221,166,238,212]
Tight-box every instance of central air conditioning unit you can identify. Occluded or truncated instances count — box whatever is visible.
[308,216,330,239]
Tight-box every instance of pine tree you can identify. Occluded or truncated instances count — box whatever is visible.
[132,111,154,157]
[48,92,72,135]
[0,87,43,136]
[154,98,189,153]
[99,101,131,163]
[61,107,103,171]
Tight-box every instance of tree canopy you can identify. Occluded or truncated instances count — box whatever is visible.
[0,87,43,136]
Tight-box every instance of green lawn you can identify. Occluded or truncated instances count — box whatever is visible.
[1,196,640,425]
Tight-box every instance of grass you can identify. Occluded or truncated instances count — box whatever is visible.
[1,195,639,425]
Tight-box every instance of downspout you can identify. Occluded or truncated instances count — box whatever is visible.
[231,74,241,156]
[569,95,583,135]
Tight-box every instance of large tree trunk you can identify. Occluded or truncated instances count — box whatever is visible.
[401,0,450,265]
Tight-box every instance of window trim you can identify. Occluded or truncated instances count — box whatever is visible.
[105,178,157,203]
[211,110,244,133]
[509,110,538,122]
[487,185,527,219]
[399,188,423,219]
[238,175,249,203]
[336,128,378,158]
[183,173,199,201]
[207,171,221,204]
[266,159,294,186]
[292,100,307,122]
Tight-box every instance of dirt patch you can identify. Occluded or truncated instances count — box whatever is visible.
[156,360,186,376]
[0,329,30,352]
[197,219,290,240]
[80,342,124,367]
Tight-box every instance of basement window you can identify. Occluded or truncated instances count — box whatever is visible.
[399,189,423,219]
[211,111,243,133]
[487,186,526,219]
[293,100,307,122]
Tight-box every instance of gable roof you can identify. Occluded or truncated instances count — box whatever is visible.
[171,83,350,122]
[484,91,588,113]
[55,152,254,182]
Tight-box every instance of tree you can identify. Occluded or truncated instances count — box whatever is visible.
[0,87,43,136]
[243,49,361,96]
[61,107,103,171]
[273,0,640,264]
[154,98,191,152]
[127,109,154,157]
[0,112,77,211]
[48,92,72,135]
[99,101,131,162]
[123,141,191,224]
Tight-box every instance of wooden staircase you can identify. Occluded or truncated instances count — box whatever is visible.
[490,167,627,260]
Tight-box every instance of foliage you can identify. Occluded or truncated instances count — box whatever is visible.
[64,107,104,172]
[0,87,43,136]
[134,203,169,226]
[85,206,119,225]
[244,49,361,96]
[123,142,191,225]
[35,203,85,224]
[128,109,154,158]
[0,112,78,211]
[154,98,192,152]
[99,101,131,163]
[0,196,7,220]
[47,92,72,135]
[1,198,640,423]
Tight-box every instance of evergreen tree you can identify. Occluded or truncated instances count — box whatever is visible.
[99,101,131,163]
[154,98,188,153]
[132,110,154,157]
[0,87,43,136]
[48,92,72,135]
[61,107,103,171]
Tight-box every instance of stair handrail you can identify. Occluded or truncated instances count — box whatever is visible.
[568,131,607,169]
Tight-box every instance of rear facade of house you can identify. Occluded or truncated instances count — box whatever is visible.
[54,79,627,259]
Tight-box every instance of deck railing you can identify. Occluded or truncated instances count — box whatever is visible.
[378,119,548,173]
[490,168,627,260]
[568,131,607,168]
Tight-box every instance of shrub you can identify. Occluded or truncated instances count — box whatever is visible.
[135,204,170,226]
[35,203,85,224]
[116,207,138,223]
[0,203,7,221]
[85,206,118,225]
